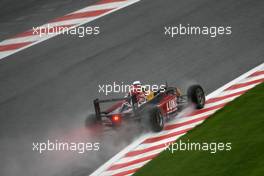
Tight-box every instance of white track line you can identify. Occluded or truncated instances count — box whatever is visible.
[101,161,149,176]
[113,148,164,166]
[134,134,185,152]
[219,84,256,97]
[73,1,132,14]
[239,74,264,84]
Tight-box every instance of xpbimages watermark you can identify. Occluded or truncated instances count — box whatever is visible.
[165,140,232,154]
[32,140,100,154]
[98,82,166,95]
[32,24,100,37]
[164,24,232,38]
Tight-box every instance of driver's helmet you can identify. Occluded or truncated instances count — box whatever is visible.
[132,80,142,86]
[130,81,145,105]
[131,80,143,93]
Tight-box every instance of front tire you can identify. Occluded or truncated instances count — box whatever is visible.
[187,85,205,109]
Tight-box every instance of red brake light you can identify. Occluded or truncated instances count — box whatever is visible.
[112,115,120,122]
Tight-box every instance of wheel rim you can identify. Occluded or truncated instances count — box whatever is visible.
[156,112,163,127]
[196,88,205,105]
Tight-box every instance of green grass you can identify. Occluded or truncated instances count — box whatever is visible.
[135,83,264,176]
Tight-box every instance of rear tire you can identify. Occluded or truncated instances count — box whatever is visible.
[149,108,164,132]
[187,85,205,109]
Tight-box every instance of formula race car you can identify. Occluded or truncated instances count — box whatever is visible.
[86,84,205,132]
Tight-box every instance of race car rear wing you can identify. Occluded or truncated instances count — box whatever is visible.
[93,96,136,120]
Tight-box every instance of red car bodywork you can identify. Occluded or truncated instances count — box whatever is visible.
[105,90,179,121]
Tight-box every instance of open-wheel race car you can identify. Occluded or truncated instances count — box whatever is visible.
[86,84,205,132]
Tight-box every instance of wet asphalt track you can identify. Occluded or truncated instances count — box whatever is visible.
[0,0,264,175]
